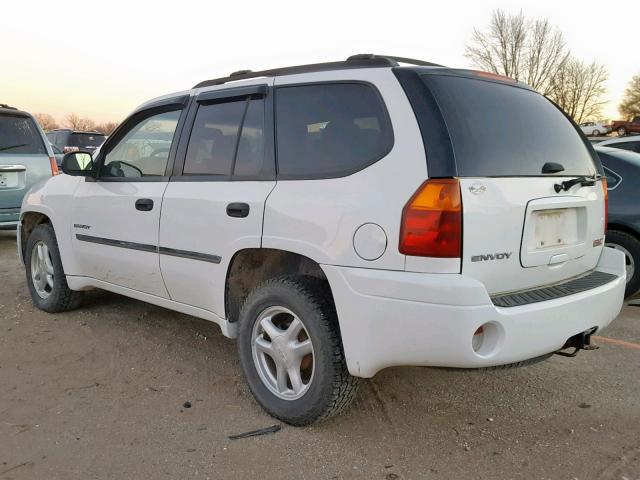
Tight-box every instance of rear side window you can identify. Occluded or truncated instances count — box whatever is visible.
[609,141,640,154]
[423,75,597,177]
[183,98,265,177]
[0,115,46,154]
[275,83,393,179]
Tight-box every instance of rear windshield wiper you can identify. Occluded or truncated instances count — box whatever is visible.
[554,175,600,193]
[0,143,29,152]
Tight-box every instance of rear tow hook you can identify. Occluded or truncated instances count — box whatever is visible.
[554,327,599,357]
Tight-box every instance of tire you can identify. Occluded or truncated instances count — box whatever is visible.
[593,129,600,136]
[618,127,627,137]
[237,276,359,426]
[605,230,640,297]
[25,223,83,312]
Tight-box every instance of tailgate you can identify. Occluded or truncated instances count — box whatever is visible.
[461,178,606,295]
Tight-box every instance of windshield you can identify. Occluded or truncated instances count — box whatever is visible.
[423,75,597,177]
[0,115,46,154]
[68,132,106,148]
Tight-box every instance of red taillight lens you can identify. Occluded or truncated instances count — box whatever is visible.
[399,178,462,257]
[602,178,608,233]
[49,156,59,176]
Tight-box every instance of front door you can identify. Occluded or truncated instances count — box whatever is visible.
[71,104,185,297]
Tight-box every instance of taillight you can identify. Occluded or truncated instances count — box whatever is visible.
[602,178,608,233]
[399,178,462,257]
[49,156,59,176]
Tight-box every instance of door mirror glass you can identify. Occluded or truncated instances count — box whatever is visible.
[61,151,94,176]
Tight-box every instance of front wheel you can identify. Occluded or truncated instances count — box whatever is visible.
[25,223,83,312]
[605,230,640,298]
[237,276,359,426]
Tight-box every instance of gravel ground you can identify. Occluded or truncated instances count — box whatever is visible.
[0,229,638,480]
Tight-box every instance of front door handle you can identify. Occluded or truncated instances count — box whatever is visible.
[226,202,250,218]
[135,198,154,211]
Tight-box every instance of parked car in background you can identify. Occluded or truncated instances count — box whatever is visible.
[18,55,625,425]
[579,121,610,136]
[595,145,640,297]
[0,104,57,229]
[50,144,64,166]
[610,116,640,137]
[46,129,106,154]
[598,135,640,153]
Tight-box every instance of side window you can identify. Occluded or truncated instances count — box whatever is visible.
[101,110,180,178]
[603,167,621,189]
[183,101,245,175]
[611,142,639,153]
[275,83,393,179]
[183,98,265,178]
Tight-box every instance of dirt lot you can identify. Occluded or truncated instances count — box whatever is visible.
[0,230,639,480]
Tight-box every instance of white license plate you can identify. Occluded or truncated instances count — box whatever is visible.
[533,208,578,249]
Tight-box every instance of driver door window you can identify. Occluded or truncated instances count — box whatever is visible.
[101,110,181,177]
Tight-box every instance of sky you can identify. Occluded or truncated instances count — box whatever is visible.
[1,0,638,124]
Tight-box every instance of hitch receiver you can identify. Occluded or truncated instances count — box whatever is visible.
[555,327,599,358]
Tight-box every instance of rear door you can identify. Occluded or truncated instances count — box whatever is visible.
[0,113,52,222]
[159,82,275,317]
[422,73,605,295]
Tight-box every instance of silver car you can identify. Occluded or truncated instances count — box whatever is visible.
[0,105,56,229]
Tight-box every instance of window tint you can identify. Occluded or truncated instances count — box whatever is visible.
[423,75,597,176]
[184,101,245,176]
[68,132,106,148]
[275,83,393,178]
[234,99,265,178]
[102,110,180,178]
[610,141,640,153]
[0,116,46,154]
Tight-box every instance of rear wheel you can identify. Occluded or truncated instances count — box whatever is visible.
[237,276,359,426]
[617,127,627,137]
[593,129,601,136]
[605,230,640,297]
[25,223,82,312]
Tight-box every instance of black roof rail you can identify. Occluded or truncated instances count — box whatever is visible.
[0,103,18,110]
[193,54,444,88]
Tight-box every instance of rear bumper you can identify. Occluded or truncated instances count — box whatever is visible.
[322,247,626,378]
[0,209,19,229]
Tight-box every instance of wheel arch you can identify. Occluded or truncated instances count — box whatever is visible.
[607,222,640,240]
[19,211,52,264]
[224,248,337,325]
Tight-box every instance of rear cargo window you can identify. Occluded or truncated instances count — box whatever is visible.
[68,132,106,148]
[423,75,597,177]
[0,115,46,154]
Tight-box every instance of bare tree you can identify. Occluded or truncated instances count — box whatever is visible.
[33,113,59,131]
[65,113,96,131]
[94,121,119,135]
[619,74,640,120]
[548,59,608,123]
[465,10,569,94]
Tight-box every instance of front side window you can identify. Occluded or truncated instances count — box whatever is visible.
[275,83,393,179]
[101,110,180,178]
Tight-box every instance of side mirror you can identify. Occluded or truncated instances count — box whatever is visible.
[61,151,95,176]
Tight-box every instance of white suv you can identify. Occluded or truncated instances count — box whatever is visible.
[18,55,626,425]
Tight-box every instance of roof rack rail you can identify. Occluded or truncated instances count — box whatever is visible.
[193,54,444,88]
[0,104,17,110]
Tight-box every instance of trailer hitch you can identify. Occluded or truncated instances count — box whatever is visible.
[555,327,599,357]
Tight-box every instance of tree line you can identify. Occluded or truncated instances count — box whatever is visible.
[34,112,119,136]
[466,10,639,123]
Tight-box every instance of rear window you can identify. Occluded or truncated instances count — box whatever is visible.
[0,115,46,154]
[68,132,106,148]
[423,75,597,177]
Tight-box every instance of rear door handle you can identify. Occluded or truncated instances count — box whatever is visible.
[135,198,154,211]
[226,202,250,218]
